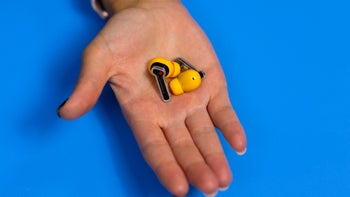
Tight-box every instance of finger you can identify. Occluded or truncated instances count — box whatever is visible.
[163,121,218,195]
[208,91,247,155]
[186,109,232,189]
[58,44,110,120]
[130,120,189,197]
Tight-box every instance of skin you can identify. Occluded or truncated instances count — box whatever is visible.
[57,0,247,196]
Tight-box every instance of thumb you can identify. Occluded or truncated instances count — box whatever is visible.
[57,45,111,120]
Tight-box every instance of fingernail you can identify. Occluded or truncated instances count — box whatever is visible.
[219,186,230,191]
[57,98,68,118]
[204,191,217,197]
[236,147,247,156]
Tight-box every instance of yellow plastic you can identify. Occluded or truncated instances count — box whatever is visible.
[169,70,202,95]
[169,79,184,95]
[147,57,181,78]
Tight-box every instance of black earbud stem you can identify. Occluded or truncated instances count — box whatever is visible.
[150,66,171,102]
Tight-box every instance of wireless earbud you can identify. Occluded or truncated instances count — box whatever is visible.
[148,57,181,78]
[169,69,202,95]
[148,57,205,102]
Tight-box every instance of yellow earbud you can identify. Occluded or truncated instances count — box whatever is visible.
[148,57,181,78]
[169,69,202,95]
[148,57,204,102]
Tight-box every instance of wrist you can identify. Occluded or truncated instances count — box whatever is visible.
[101,0,180,16]
[101,0,137,15]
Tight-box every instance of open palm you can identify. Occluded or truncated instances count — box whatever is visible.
[58,1,246,196]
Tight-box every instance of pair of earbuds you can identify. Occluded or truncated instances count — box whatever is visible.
[148,57,205,102]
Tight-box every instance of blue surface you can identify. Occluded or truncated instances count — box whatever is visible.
[1,0,349,196]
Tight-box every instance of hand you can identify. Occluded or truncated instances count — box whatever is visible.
[58,1,247,196]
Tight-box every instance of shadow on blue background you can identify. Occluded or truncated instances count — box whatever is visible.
[0,0,349,196]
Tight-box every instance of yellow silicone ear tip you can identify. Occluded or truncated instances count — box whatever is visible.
[169,78,184,95]
[168,61,181,78]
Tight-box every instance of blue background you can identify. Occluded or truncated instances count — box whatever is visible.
[1,0,349,196]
